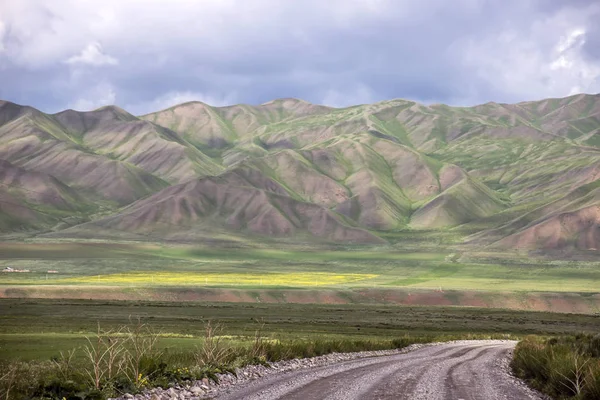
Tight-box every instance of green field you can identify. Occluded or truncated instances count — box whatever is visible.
[0,241,598,399]
[2,299,600,361]
[1,241,599,360]
[4,299,599,400]
[1,242,598,293]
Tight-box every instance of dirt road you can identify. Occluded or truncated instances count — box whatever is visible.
[214,341,542,400]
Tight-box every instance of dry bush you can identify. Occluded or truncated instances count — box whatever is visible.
[512,335,600,400]
[82,323,125,390]
[248,322,267,361]
[121,317,162,387]
[0,362,18,400]
[194,320,234,368]
[51,348,77,381]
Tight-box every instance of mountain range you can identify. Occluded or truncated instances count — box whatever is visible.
[1,94,599,252]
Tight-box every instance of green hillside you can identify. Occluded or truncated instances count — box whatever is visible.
[1,94,599,252]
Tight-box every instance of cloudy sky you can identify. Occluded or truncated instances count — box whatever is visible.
[0,0,599,114]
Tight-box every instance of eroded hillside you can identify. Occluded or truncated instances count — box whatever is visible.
[1,94,599,251]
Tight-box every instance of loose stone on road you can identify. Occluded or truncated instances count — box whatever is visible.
[214,341,543,400]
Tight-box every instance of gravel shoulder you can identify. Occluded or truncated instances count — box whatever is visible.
[115,340,546,400]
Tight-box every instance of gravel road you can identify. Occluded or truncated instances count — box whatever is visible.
[213,340,543,400]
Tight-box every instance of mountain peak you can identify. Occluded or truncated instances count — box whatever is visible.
[54,105,135,119]
[142,101,212,116]
[260,98,311,106]
[91,105,134,118]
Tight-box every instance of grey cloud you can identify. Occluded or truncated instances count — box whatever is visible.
[0,0,599,114]
[582,23,600,61]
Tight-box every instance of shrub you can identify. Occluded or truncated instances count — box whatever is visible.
[1,321,507,399]
[512,335,600,400]
[194,321,235,368]
[0,362,18,400]
[121,318,162,388]
[583,361,600,399]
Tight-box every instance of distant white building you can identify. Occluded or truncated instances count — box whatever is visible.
[2,266,30,272]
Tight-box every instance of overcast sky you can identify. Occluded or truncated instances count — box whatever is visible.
[1,0,599,114]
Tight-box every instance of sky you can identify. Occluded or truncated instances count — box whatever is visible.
[0,0,599,115]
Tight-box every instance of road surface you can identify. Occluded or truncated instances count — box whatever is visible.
[213,340,542,400]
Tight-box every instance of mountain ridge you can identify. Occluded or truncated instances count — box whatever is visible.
[1,93,599,251]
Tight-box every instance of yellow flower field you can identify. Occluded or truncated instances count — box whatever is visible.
[60,272,379,286]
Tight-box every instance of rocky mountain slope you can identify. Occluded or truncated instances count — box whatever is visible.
[1,94,599,251]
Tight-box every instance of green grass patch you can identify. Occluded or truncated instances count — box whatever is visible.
[1,299,599,360]
[512,334,600,399]
[1,296,599,399]
[1,242,598,293]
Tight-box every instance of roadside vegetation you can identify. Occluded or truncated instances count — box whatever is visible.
[512,334,600,399]
[0,318,510,400]
[1,240,598,399]
[1,299,599,399]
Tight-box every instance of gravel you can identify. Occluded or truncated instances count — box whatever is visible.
[111,340,547,400]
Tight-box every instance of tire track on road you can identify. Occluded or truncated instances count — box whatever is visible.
[214,341,542,400]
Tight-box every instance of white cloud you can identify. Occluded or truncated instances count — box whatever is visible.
[1,0,599,110]
[126,90,239,115]
[555,28,586,53]
[0,0,397,69]
[69,82,117,111]
[65,42,118,66]
[546,26,600,97]
[550,28,586,71]
[459,5,600,102]
[0,20,5,53]
[0,0,90,68]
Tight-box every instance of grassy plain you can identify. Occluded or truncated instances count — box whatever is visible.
[2,299,600,361]
[0,241,598,360]
[0,241,598,400]
[1,241,598,293]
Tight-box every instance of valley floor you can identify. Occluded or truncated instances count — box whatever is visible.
[0,240,598,361]
[0,241,598,313]
[1,298,599,361]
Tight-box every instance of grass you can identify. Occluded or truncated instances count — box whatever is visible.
[1,299,599,361]
[1,242,599,294]
[0,237,597,399]
[1,298,599,398]
[0,317,500,400]
[0,241,598,398]
[512,335,600,399]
